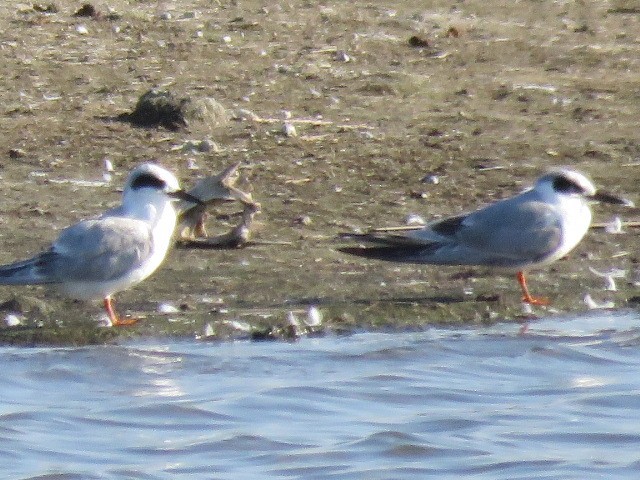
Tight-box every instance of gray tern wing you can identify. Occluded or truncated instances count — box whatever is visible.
[0,217,153,285]
[340,190,563,268]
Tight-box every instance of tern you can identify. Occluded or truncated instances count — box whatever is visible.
[0,163,201,325]
[339,168,633,305]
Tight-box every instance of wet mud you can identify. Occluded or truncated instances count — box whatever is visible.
[0,1,639,344]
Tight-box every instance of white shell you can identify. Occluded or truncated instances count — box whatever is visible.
[4,313,21,327]
[158,302,180,314]
[304,306,322,327]
[282,122,297,137]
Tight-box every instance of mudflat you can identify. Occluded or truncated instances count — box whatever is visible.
[0,1,638,344]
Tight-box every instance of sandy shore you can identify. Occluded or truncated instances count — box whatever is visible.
[0,1,638,344]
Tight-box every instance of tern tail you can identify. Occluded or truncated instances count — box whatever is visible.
[0,254,55,285]
[338,245,438,263]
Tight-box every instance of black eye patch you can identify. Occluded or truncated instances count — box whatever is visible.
[130,173,166,190]
[552,176,584,194]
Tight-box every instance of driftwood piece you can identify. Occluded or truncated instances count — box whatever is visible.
[177,163,260,249]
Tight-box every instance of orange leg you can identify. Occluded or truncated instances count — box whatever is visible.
[103,297,138,326]
[517,271,549,306]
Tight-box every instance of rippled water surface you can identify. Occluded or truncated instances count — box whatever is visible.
[3,310,640,479]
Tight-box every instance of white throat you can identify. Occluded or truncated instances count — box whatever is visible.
[549,193,592,263]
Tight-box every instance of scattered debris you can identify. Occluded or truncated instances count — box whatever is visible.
[285,311,302,337]
[293,215,312,226]
[177,163,261,248]
[4,313,22,327]
[157,302,180,314]
[421,174,440,185]
[282,122,297,137]
[446,26,460,38]
[588,266,626,292]
[177,138,219,154]
[96,314,112,328]
[605,216,624,234]
[103,158,114,173]
[304,306,322,327]
[408,35,429,48]
[31,4,58,14]
[73,4,98,18]
[232,108,262,122]
[118,89,189,130]
[203,322,214,338]
[102,159,114,182]
[334,50,351,62]
[592,219,640,230]
[284,307,323,338]
[9,148,26,159]
[583,294,615,310]
[404,214,426,226]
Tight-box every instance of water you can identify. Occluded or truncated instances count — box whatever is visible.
[2,310,640,479]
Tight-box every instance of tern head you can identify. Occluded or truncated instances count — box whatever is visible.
[536,168,633,206]
[124,163,203,206]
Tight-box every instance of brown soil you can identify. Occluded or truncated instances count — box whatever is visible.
[0,0,639,344]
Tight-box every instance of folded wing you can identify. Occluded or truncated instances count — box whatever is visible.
[339,190,562,269]
[0,217,153,285]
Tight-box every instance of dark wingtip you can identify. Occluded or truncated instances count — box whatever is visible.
[337,246,374,257]
[337,245,425,262]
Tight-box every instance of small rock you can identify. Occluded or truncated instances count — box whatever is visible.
[222,319,251,332]
[119,90,228,131]
[4,313,22,327]
[158,302,180,314]
[103,158,114,172]
[293,215,312,226]
[583,294,614,310]
[335,50,351,62]
[405,214,426,226]
[119,89,188,130]
[186,158,199,170]
[96,314,112,328]
[73,3,98,17]
[233,108,261,122]
[304,306,322,327]
[605,216,624,234]
[282,122,297,137]
[286,311,300,327]
[31,4,58,13]
[9,148,25,159]
[446,26,460,38]
[203,323,214,337]
[521,302,533,315]
[408,35,429,48]
[421,174,440,185]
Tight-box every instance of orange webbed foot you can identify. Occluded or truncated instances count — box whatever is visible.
[521,295,550,306]
[110,316,139,327]
[517,271,550,307]
[103,297,139,327]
